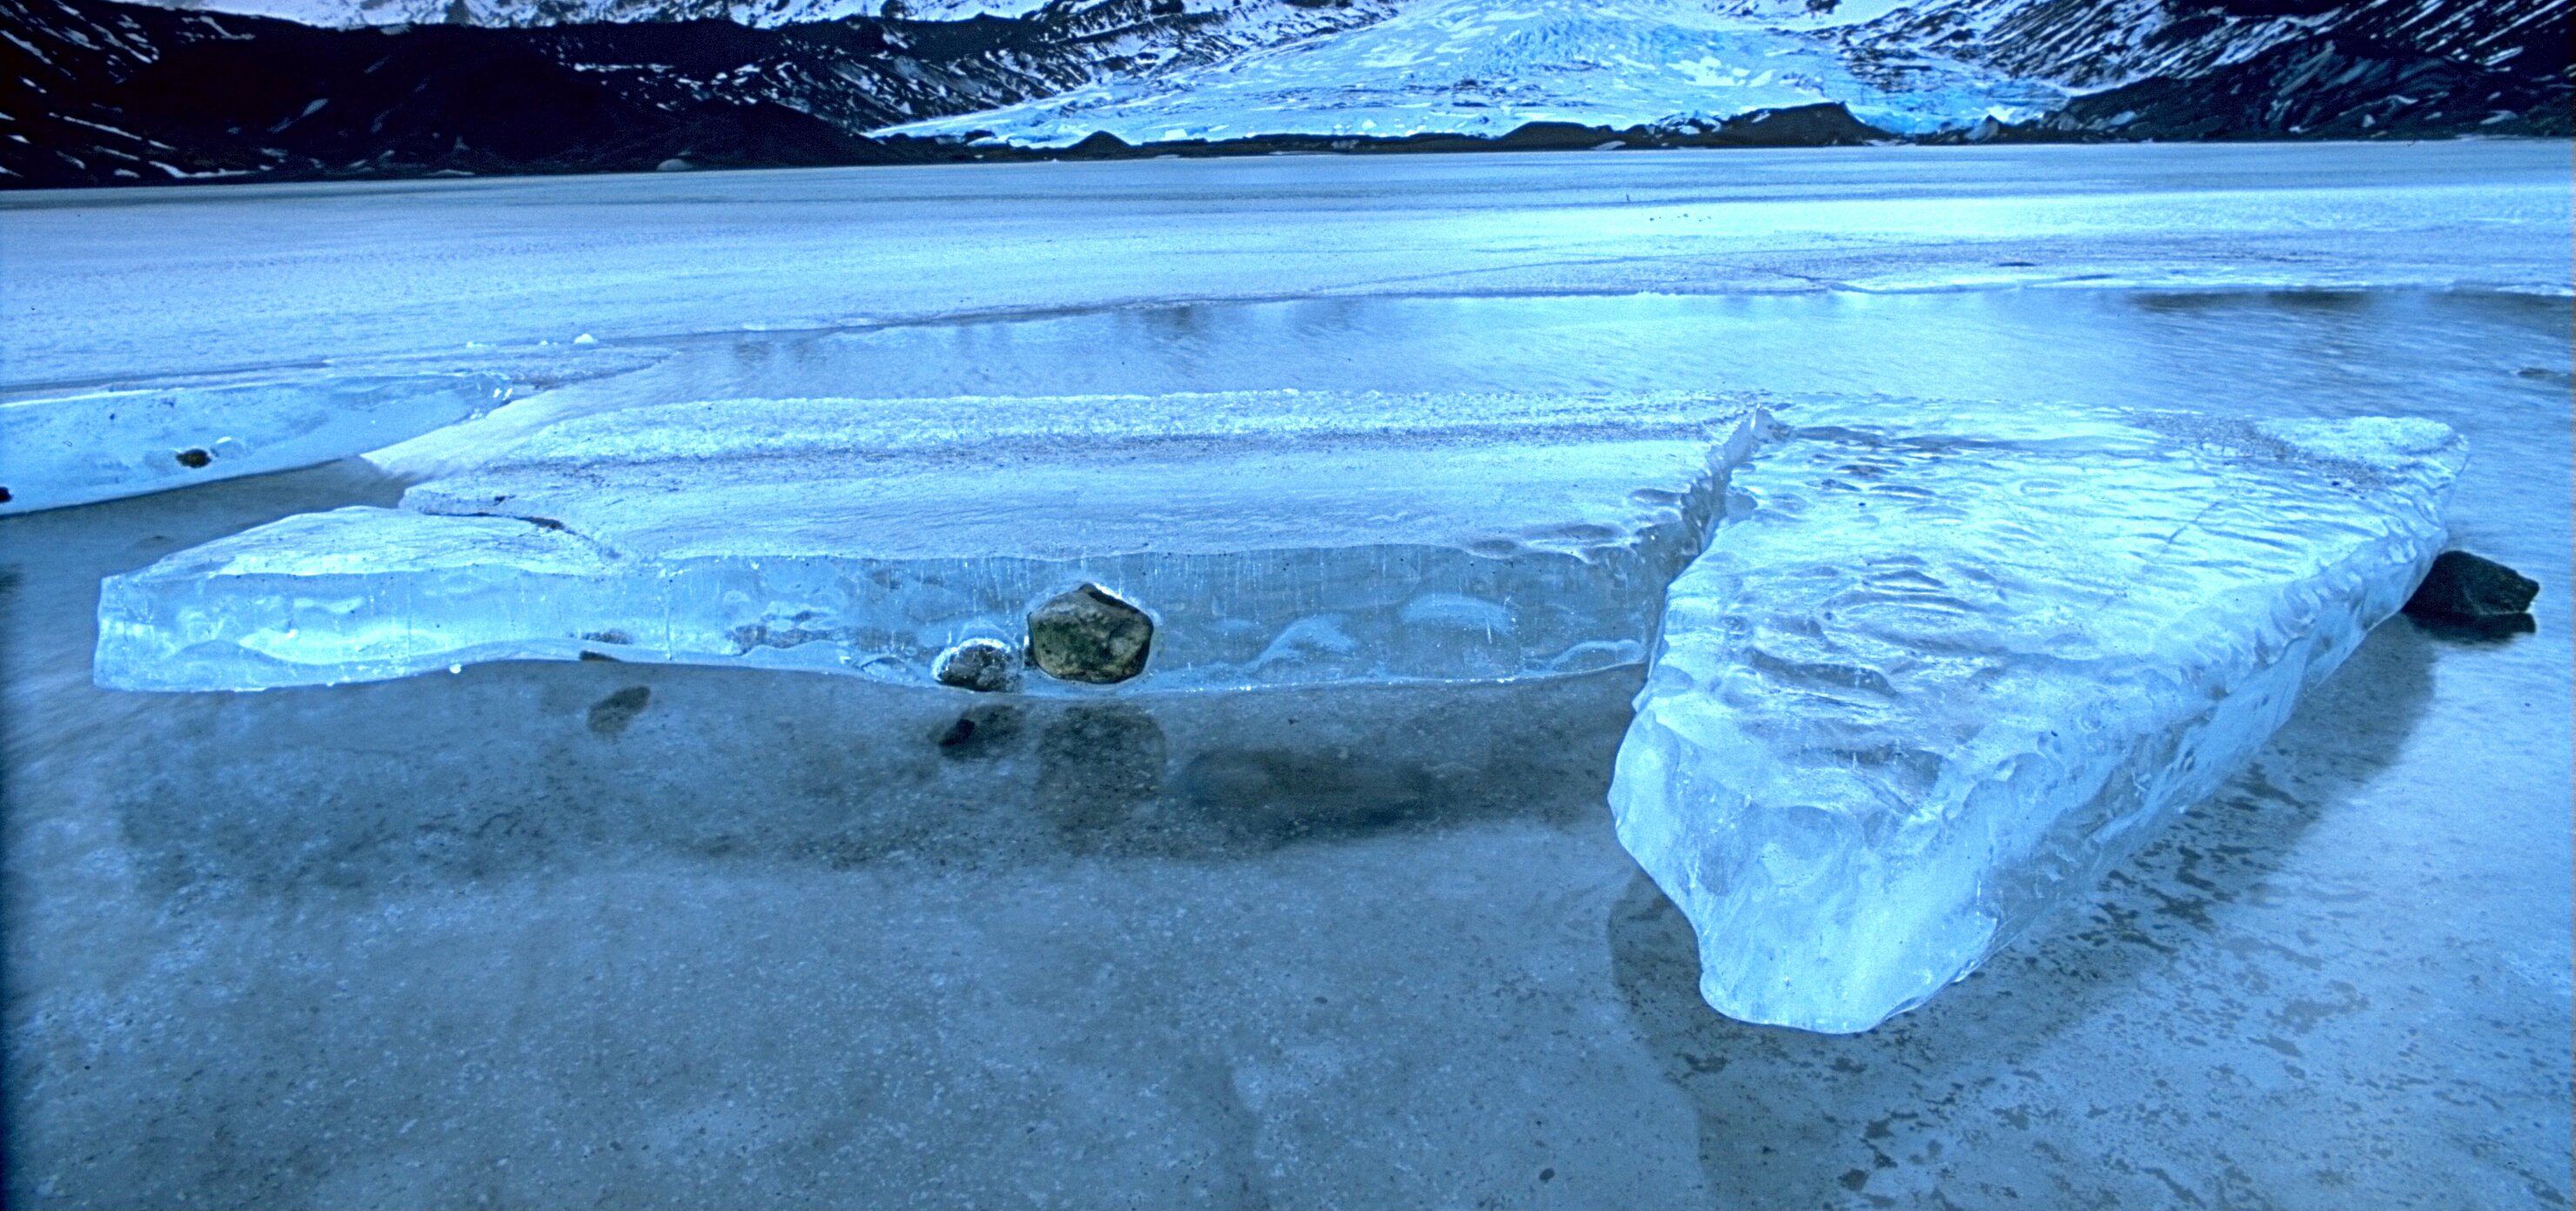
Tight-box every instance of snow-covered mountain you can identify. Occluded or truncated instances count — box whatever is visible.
[1844,0,2553,91]
[0,0,1404,184]
[1870,0,2569,138]
[151,0,1072,29]
[5,0,2565,188]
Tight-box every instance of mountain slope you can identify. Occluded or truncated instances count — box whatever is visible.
[1843,0,2567,134]
[6,0,2564,188]
[0,0,1398,184]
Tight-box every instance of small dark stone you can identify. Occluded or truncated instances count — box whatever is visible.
[934,637,1022,693]
[587,685,651,736]
[1027,583,1154,684]
[578,649,623,663]
[2405,550,2539,620]
[1540,1168,1556,1183]
[0,486,12,503]
[174,447,212,469]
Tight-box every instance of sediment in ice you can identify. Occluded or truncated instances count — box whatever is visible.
[1607,399,2462,1033]
[94,391,1760,693]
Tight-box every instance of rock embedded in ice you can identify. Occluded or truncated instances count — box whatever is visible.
[95,390,1759,693]
[1608,399,2463,1034]
[935,637,1023,693]
[1029,584,1154,685]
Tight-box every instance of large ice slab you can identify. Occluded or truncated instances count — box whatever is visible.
[1608,400,2461,1033]
[96,391,1758,693]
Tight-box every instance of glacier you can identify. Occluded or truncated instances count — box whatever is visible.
[93,390,1758,693]
[889,0,2059,145]
[1607,399,2462,1033]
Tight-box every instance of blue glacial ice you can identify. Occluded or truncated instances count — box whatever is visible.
[891,0,2060,145]
[1607,400,2462,1033]
[93,391,1758,692]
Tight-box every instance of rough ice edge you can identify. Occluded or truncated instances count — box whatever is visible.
[1607,400,2464,1033]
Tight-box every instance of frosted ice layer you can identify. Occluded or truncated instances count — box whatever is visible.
[1608,400,2461,1033]
[95,391,1758,692]
[1,346,667,515]
[1,373,507,515]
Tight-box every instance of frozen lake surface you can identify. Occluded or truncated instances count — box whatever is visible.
[3,144,2570,1208]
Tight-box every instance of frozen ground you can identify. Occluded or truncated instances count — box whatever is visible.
[3,145,2570,1208]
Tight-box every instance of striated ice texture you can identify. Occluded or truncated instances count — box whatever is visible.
[96,390,1757,693]
[1608,400,2463,1033]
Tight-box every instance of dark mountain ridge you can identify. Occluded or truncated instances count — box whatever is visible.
[3,0,2563,189]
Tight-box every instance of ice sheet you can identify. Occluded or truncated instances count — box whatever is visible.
[1607,398,2462,1033]
[5,145,2564,393]
[94,390,1759,692]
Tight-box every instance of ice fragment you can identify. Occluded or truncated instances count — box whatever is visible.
[1607,400,2462,1033]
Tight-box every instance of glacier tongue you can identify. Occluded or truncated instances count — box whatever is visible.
[890,0,2057,145]
[95,391,1758,693]
[1608,400,2462,1034]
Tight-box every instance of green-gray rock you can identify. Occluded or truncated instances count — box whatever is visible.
[1028,584,1153,684]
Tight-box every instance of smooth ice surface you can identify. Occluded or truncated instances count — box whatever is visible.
[892,0,2056,145]
[1610,400,2463,1033]
[95,391,1757,692]
[0,346,666,515]
[3,144,2565,393]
